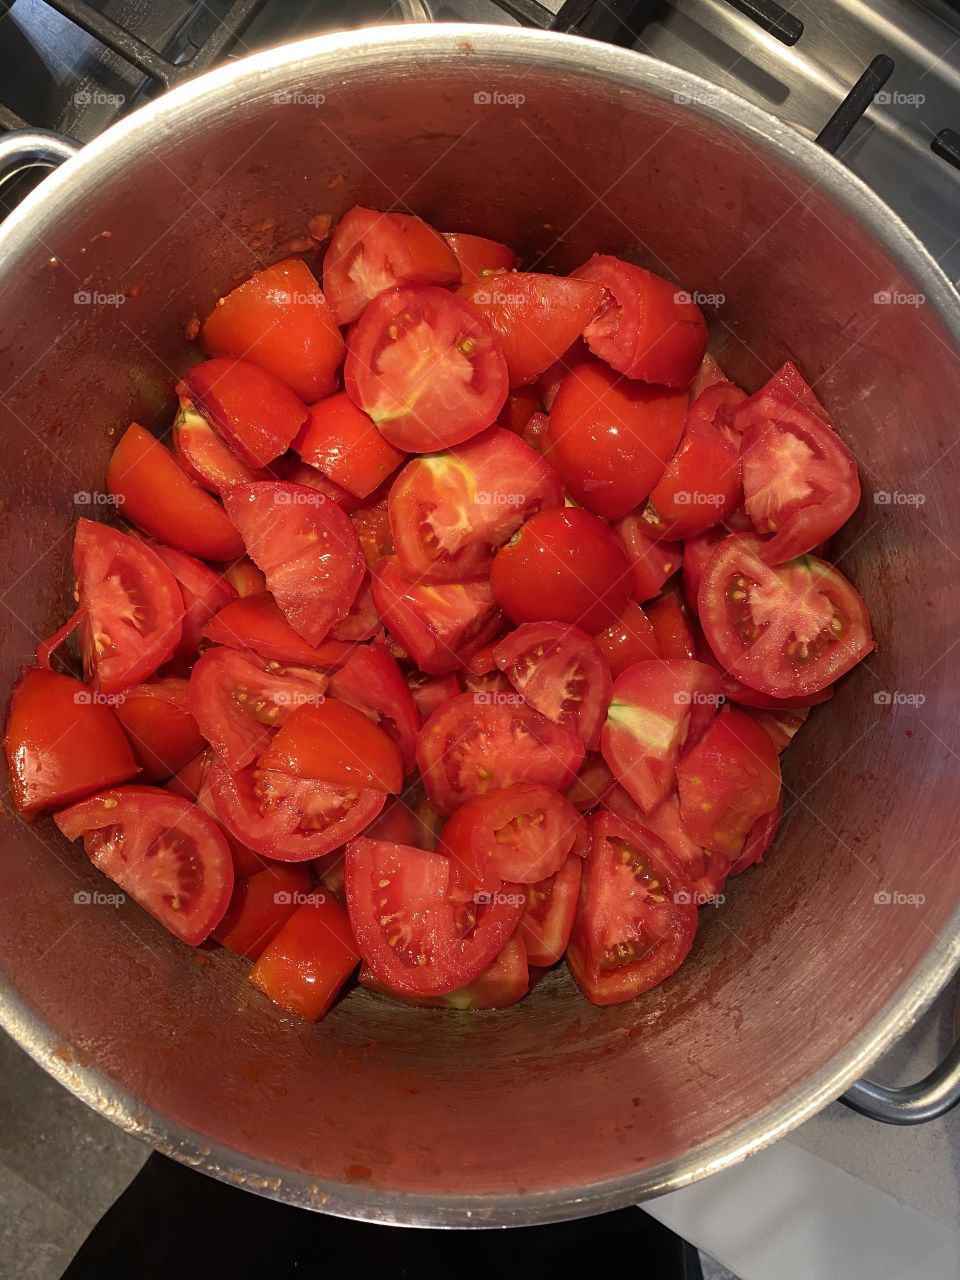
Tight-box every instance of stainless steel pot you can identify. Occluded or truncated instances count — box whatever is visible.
[1,26,959,1227]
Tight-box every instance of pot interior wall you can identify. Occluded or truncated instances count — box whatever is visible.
[0,35,958,1222]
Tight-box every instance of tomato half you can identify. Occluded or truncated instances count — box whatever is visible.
[213,862,312,959]
[387,426,563,582]
[566,810,697,1005]
[345,839,525,996]
[698,535,874,697]
[172,400,264,496]
[459,272,603,386]
[113,678,203,783]
[676,708,781,858]
[614,515,683,602]
[4,667,137,816]
[490,507,631,633]
[258,699,403,794]
[249,896,360,1021]
[107,423,244,560]
[201,592,351,668]
[544,361,687,518]
[294,393,405,500]
[278,459,360,512]
[200,256,344,402]
[344,285,508,451]
[600,658,721,812]
[74,520,184,693]
[183,358,308,469]
[222,481,365,645]
[327,642,420,774]
[518,854,582,966]
[594,600,660,677]
[442,231,518,281]
[417,691,584,814]
[323,206,461,325]
[54,786,234,945]
[572,254,708,389]
[149,543,236,659]
[493,622,612,750]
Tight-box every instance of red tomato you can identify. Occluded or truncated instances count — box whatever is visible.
[600,659,721,813]
[323,206,460,325]
[344,285,508,451]
[345,839,525,996]
[682,525,736,611]
[74,520,184,693]
[442,231,518,281]
[688,351,730,401]
[4,667,137,816]
[172,400,263,495]
[222,558,266,598]
[388,427,563,582]
[293,393,405,500]
[113,679,203,783]
[518,854,582,966]
[645,591,697,659]
[330,573,380,642]
[736,364,861,563]
[407,671,460,722]
[594,600,659,677]
[684,380,747,444]
[645,402,742,539]
[538,338,591,410]
[703,650,834,711]
[187,647,329,769]
[493,622,612,750]
[362,794,420,846]
[201,592,351,668]
[183,358,307,469]
[572,254,708,389]
[371,556,501,675]
[417,691,584,814]
[327,642,420,774]
[278,459,360,512]
[200,257,344,401]
[564,753,616,812]
[641,792,729,902]
[676,708,781,858]
[351,498,395,567]
[207,757,385,861]
[222,481,365,646]
[490,507,631,633]
[149,543,235,659]
[566,810,697,1005]
[54,786,234,945]
[249,896,360,1022]
[359,936,529,1010]
[213,863,313,960]
[258,698,404,795]
[497,385,542,435]
[522,410,550,454]
[698,536,874,697]
[747,706,810,751]
[729,796,783,876]
[614,515,683,602]
[107,423,243,560]
[460,272,603,386]
[545,361,687,518]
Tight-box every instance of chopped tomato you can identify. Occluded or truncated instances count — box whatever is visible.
[201,592,351,668]
[4,667,137,816]
[518,855,582,966]
[538,338,592,411]
[222,558,266,598]
[172,399,263,495]
[460,273,603,387]
[564,753,616,812]
[682,525,736,611]
[344,285,508,451]
[442,231,518,281]
[684,380,747,444]
[294,393,405,499]
[324,206,460,325]
[107,423,244,561]
[249,896,360,1021]
[360,936,529,1009]
[641,792,729,902]
[614,515,683,602]
[572,254,707,389]
[498,385,542,435]
[113,678,203,783]
[522,410,550,454]
[183,358,307,469]
[327,642,420,774]
[729,796,783,876]
[149,543,235,659]
[54,786,234,945]
[330,573,380,642]
[278,459,360,512]
[645,399,742,539]
[351,496,395,568]
[200,256,344,401]
[407,671,460,722]
[214,863,312,959]
[645,591,697,659]
[593,600,660,677]
[747,706,810,751]
[688,351,731,401]
[258,698,403,794]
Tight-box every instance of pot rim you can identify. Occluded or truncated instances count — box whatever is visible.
[1,23,959,1227]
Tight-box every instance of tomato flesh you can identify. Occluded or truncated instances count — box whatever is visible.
[114,679,203,783]
[360,935,529,1009]
[201,592,351,668]
[294,393,405,500]
[258,698,404,794]
[442,231,518,281]
[214,863,313,960]
[518,855,582,966]
[249,896,360,1021]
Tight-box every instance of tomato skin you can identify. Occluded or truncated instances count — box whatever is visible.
[360,936,529,1009]
[213,863,313,960]
[646,405,742,539]
[172,400,265,496]
[498,385,542,435]
[729,796,783,875]
[645,591,697,659]
[572,254,708,389]
[676,708,781,858]
[460,273,604,386]
[518,855,582,966]
[201,592,351,668]
[567,810,697,1006]
[641,792,729,902]
[4,667,138,817]
[614,515,683,603]
[594,600,659,677]
[564,753,616,812]
[200,257,344,402]
[407,671,460,722]
[113,679,203,783]
[278,459,360,512]
[327,642,420,774]
[545,361,687,519]
[183,358,308,469]
[149,543,236,659]
[490,508,631,634]
[344,285,508,452]
[682,526,736,611]
[324,206,461,325]
[417,691,585,815]
[294,393,405,500]
[538,338,592,411]
[54,786,234,946]
[107,423,244,561]
[249,896,360,1022]
[258,698,404,795]
[388,426,563,583]
[442,231,518,281]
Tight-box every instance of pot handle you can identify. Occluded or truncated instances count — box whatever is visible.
[840,1038,960,1124]
[0,129,81,186]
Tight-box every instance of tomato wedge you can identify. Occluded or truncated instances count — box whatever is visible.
[113,678,203,783]
[460,272,604,386]
[417,691,585,814]
[201,592,351,668]
[222,481,365,646]
[698,535,874,697]
[600,659,721,812]
[564,753,616,812]
[183,358,308,469]
[729,796,783,876]
[614,515,683,603]
[293,393,405,500]
[323,205,461,325]
[54,786,234,945]
[172,400,264,496]
[344,285,508,451]
[214,863,312,959]
[518,854,582,966]
[407,671,460,722]
[327,642,420,774]
[345,839,525,996]
[249,896,360,1021]
[442,231,518,281]
[566,811,697,1005]
[645,400,742,539]
[493,622,613,750]
[257,698,403,794]
[107,423,243,561]
[641,792,729,902]
[388,427,563,582]
[149,542,235,659]
[594,600,660,677]
[645,590,697,659]
[360,936,529,1009]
